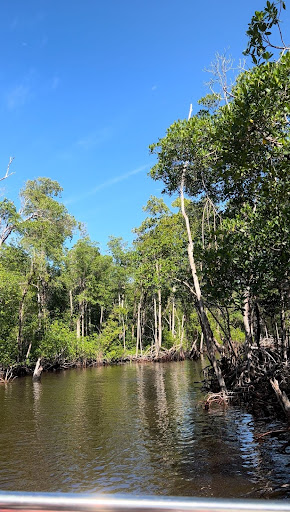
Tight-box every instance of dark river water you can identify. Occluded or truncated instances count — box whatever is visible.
[0,360,289,498]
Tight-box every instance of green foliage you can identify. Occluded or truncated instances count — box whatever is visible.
[162,329,175,349]
[243,1,287,64]
[39,320,78,360]
[99,308,124,353]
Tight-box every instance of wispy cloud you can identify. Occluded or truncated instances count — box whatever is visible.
[77,127,112,150]
[10,12,45,31]
[10,17,18,30]
[92,165,149,193]
[6,84,31,110]
[51,76,60,90]
[65,164,149,206]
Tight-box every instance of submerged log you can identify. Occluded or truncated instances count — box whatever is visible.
[33,358,43,382]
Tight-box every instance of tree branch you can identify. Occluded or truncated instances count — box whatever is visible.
[0,157,15,182]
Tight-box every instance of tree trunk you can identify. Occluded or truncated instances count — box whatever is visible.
[200,332,204,353]
[122,316,126,351]
[280,298,287,362]
[254,301,261,351]
[172,296,175,337]
[76,317,80,339]
[88,306,92,336]
[158,287,162,352]
[26,341,32,360]
[17,265,35,362]
[17,287,28,362]
[136,300,142,357]
[180,173,227,393]
[154,296,158,351]
[180,314,185,348]
[275,322,280,352]
[121,297,126,350]
[33,358,43,382]
[81,301,85,338]
[69,289,73,329]
[243,288,253,382]
[270,378,290,422]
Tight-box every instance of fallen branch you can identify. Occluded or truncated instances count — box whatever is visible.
[255,428,290,440]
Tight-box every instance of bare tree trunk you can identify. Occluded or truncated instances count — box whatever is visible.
[243,289,252,344]
[180,173,227,393]
[69,289,73,329]
[254,301,261,352]
[243,288,253,382]
[121,297,126,350]
[33,358,43,382]
[271,317,279,351]
[0,226,13,248]
[172,296,175,337]
[180,314,185,347]
[270,378,290,421]
[81,301,85,338]
[154,296,158,351]
[76,317,80,339]
[37,286,42,331]
[100,306,104,330]
[17,288,27,362]
[158,287,162,352]
[122,316,126,351]
[136,300,141,357]
[88,306,91,335]
[17,264,35,362]
[25,342,32,360]
[200,332,204,353]
[280,298,287,362]
[275,322,280,352]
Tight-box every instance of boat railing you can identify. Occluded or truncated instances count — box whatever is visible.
[0,493,290,512]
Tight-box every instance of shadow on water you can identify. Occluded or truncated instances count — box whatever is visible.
[0,360,289,498]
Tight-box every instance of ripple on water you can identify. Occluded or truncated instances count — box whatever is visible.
[0,362,289,498]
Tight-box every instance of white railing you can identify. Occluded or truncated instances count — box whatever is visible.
[0,494,290,512]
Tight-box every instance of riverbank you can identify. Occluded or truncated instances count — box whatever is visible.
[204,346,290,423]
[2,342,290,426]
[0,344,200,383]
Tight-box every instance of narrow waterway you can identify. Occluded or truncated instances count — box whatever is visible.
[0,360,289,498]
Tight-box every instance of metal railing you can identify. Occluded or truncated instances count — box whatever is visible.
[0,494,290,512]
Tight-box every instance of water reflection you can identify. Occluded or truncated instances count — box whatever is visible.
[0,361,289,498]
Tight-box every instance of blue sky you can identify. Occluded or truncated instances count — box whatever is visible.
[0,0,289,252]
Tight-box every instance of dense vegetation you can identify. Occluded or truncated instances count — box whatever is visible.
[0,1,289,418]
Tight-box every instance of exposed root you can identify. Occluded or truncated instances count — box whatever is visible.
[0,367,17,383]
[203,391,229,410]
[255,428,290,440]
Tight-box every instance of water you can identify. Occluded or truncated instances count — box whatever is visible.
[0,360,289,498]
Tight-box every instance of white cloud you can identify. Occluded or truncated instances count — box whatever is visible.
[65,164,149,206]
[92,165,149,193]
